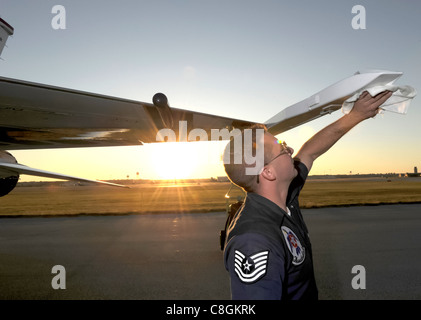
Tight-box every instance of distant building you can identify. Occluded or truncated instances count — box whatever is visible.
[406,166,420,177]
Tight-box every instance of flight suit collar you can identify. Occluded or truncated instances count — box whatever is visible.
[246,192,290,225]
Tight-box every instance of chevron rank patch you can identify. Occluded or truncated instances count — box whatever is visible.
[234,250,269,284]
[281,226,305,265]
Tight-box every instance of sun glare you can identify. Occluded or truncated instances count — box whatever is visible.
[150,142,199,180]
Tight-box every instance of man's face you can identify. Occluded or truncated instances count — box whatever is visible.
[264,133,297,182]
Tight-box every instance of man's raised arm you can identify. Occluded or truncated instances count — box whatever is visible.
[295,91,393,172]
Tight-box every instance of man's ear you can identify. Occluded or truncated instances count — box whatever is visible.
[261,166,276,182]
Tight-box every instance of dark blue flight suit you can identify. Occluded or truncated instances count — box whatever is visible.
[224,161,318,300]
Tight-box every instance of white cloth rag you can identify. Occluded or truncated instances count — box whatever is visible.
[342,84,417,115]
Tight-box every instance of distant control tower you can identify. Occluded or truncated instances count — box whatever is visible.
[0,17,14,57]
[406,166,420,177]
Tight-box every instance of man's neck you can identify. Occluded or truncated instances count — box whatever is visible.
[256,181,290,213]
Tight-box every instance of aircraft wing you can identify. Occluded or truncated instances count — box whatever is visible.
[0,77,255,151]
[0,70,407,151]
[265,70,404,135]
[0,18,14,57]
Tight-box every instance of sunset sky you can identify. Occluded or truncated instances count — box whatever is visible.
[1,0,420,181]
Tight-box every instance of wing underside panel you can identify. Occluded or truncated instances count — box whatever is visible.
[0,77,256,150]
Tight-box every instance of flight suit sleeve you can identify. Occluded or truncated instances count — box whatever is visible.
[224,232,287,300]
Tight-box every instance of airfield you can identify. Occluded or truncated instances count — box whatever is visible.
[1,176,421,299]
[2,175,421,216]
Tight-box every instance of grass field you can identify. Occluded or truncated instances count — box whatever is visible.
[1,177,421,217]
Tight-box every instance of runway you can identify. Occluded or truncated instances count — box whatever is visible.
[0,204,420,300]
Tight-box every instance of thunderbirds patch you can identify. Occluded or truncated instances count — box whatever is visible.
[234,250,269,284]
[281,226,305,265]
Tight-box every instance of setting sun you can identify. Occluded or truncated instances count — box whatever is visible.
[150,142,200,180]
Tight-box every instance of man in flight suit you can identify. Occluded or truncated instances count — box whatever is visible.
[223,90,392,300]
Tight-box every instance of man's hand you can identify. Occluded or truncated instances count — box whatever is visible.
[349,90,393,122]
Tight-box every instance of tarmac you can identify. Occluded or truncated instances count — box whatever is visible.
[0,204,420,300]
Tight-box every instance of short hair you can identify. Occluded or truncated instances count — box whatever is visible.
[223,124,275,192]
